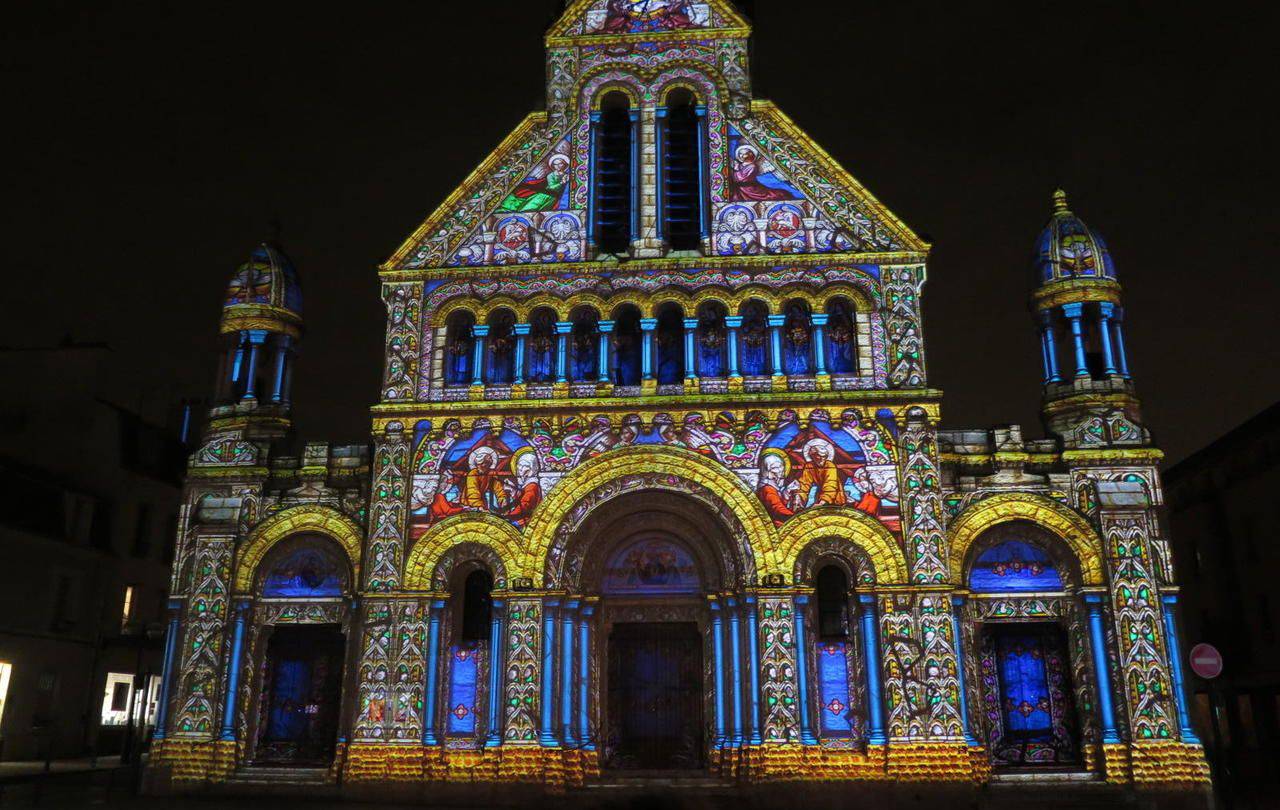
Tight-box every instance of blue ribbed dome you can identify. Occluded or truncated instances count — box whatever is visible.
[1034,190,1117,285]
[220,242,303,336]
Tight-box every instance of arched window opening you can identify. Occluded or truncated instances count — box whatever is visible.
[655,303,686,384]
[816,565,850,639]
[696,301,727,377]
[612,304,643,386]
[486,309,516,385]
[783,300,814,375]
[592,91,634,255]
[569,307,599,382]
[526,307,557,383]
[825,298,857,375]
[460,569,494,642]
[739,300,770,376]
[444,311,475,386]
[661,88,704,252]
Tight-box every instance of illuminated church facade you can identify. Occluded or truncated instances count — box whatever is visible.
[147,1,1211,802]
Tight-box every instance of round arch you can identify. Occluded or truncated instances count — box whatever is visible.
[234,505,363,594]
[948,492,1105,586]
[523,445,779,582]
[402,513,525,591]
[777,509,909,585]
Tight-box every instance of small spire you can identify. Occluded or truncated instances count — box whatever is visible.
[1052,188,1070,213]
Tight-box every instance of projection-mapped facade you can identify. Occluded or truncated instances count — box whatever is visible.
[147,1,1210,799]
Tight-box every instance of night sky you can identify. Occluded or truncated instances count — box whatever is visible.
[5,1,1275,463]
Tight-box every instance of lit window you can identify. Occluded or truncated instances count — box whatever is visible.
[0,662,12,728]
[100,672,134,726]
[121,585,135,632]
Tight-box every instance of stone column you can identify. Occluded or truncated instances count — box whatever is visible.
[218,599,250,741]
[597,321,613,384]
[1160,594,1200,744]
[1062,302,1089,377]
[152,600,182,739]
[561,600,578,747]
[1098,302,1118,376]
[859,594,887,745]
[811,312,829,376]
[793,595,817,745]
[711,598,726,746]
[470,324,489,387]
[725,315,742,378]
[554,322,572,384]
[579,603,594,749]
[683,317,698,379]
[1085,593,1121,744]
[540,599,559,746]
[423,599,444,745]
[640,318,657,381]
[485,599,506,746]
[512,323,529,386]
[746,595,763,745]
[950,596,979,746]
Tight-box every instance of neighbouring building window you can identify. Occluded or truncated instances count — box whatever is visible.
[0,662,12,728]
[100,672,134,726]
[121,585,135,632]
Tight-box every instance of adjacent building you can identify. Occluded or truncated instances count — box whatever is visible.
[1164,403,1280,802]
[0,342,187,762]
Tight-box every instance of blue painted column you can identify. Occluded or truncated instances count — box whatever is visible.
[1062,302,1089,377]
[950,596,980,746]
[579,603,594,749]
[241,331,265,399]
[1040,311,1062,382]
[724,316,742,378]
[270,336,290,402]
[859,594,887,745]
[229,338,246,390]
[654,106,667,244]
[597,321,614,383]
[746,595,763,745]
[152,601,182,739]
[1161,594,1201,744]
[811,313,829,376]
[554,322,572,384]
[561,600,578,747]
[485,599,506,746]
[710,599,726,746]
[1113,309,1131,377]
[792,595,818,745]
[1097,303,1118,375]
[424,599,445,745]
[628,109,640,247]
[587,111,600,244]
[766,314,785,376]
[470,324,489,386]
[682,318,698,379]
[696,106,709,240]
[728,598,744,746]
[512,324,529,386]
[640,318,656,381]
[540,599,559,746]
[218,599,249,740]
[1085,593,1121,743]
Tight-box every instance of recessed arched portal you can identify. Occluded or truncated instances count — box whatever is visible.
[564,489,746,771]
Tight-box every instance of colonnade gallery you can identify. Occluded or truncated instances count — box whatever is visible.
[146,0,1211,802]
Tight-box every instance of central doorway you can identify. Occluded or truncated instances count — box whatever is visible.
[606,622,704,770]
[254,624,345,766]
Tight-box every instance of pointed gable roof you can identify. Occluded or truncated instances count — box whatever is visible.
[547,0,751,45]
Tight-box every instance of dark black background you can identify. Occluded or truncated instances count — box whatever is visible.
[4,1,1275,461]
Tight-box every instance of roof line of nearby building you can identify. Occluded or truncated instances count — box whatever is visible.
[1163,400,1280,481]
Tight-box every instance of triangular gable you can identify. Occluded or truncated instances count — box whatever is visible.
[385,99,926,271]
[383,114,574,271]
[730,101,927,253]
[547,0,750,42]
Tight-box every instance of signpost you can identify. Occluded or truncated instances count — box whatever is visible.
[1190,643,1223,680]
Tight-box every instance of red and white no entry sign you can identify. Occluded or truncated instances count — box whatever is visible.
[1189,643,1223,679]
